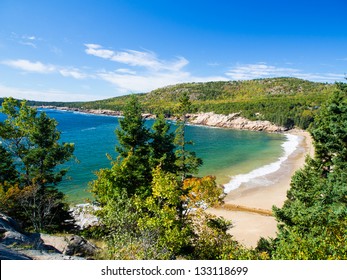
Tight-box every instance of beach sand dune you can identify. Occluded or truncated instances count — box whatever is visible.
[207,130,314,247]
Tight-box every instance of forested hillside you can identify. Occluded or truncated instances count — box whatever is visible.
[10,77,337,129]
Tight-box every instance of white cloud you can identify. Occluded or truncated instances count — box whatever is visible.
[85,43,227,93]
[22,35,36,41]
[10,33,40,48]
[84,44,189,72]
[226,63,300,80]
[296,72,345,82]
[2,59,89,80]
[0,84,105,102]
[116,68,137,75]
[85,44,114,59]
[20,42,37,48]
[2,59,56,73]
[97,70,227,93]
[59,68,88,79]
[225,63,345,83]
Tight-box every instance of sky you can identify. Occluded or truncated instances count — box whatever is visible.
[0,0,346,102]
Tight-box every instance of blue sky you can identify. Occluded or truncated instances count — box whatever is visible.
[0,0,346,101]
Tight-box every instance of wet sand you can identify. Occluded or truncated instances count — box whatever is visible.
[207,129,314,247]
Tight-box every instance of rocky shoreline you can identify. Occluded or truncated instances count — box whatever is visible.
[187,112,286,132]
[39,106,286,132]
[38,105,123,117]
[0,208,100,260]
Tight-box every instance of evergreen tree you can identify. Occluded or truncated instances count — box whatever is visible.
[149,114,177,173]
[309,82,347,175]
[174,92,202,181]
[0,98,75,188]
[92,95,157,200]
[116,95,150,158]
[269,82,347,259]
[0,145,18,187]
[113,95,152,196]
[0,97,74,231]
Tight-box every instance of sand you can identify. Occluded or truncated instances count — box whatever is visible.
[207,129,314,248]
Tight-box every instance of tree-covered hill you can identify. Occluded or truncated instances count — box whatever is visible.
[4,77,337,129]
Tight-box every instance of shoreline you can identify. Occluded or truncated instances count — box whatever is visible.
[222,132,299,193]
[207,129,314,248]
[41,106,314,247]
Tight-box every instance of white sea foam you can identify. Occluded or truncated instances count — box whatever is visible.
[223,133,300,193]
[81,127,97,131]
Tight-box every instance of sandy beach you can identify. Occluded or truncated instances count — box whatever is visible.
[207,129,314,248]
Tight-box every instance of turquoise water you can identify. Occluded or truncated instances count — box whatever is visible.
[1,109,286,203]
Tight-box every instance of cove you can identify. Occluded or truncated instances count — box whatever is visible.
[1,108,288,203]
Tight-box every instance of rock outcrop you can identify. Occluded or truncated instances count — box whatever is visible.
[38,106,122,116]
[69,203,100,230]
[187,112,286,132]
[63,235,98,257]
[0,212,98,260]
[0,212,39,247]
[39,106,286,133]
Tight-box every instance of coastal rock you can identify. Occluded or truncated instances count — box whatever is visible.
[0,212,22,233]
[188,112,286,132]
[14,249,85,260]
[63,235,98,257]
[69,203,101,230]
[39,106,122,116]
[0,244,32,260]
[0,212,36,246]
[0,212,97,259]
[87,109,122,116]
[142,113,156,119]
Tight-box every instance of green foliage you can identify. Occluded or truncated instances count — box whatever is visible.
[266,83,347,259]
[91,95,178,201]
[25,78,336,130]
[0,184,71,232]
[96,190,173,260]
[96,166,248,260]
[0,97,74,232]
[309,83,347,174]
[92,94,204,202]
[136,167,193,257]
[90,93,255,260]
[0,145,18,186]
[0,98,75,188]
[174,93,203,180]
[116,95,150,157]
[187,212,254,260]
[149,114,177,174]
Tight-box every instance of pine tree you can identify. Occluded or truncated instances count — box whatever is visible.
[0,97,74,231]
[149,114,177,173]
[309,82,347,174]
[116,95,150,158]
[269,82,347,259]
[92,95,154,200]
[0,145,18,187]
[174,92,202,181]
[0,98,74,189]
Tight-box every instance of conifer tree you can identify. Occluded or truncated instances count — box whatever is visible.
[269,82,347,259]
[0,97,74,231]
[149,114,177,173]
[113,94,152,196]
[174,92,202,181]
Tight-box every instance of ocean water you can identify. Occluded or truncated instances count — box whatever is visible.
[1,109,295,203]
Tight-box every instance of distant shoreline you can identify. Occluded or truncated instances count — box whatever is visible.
[38,105,287,132]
